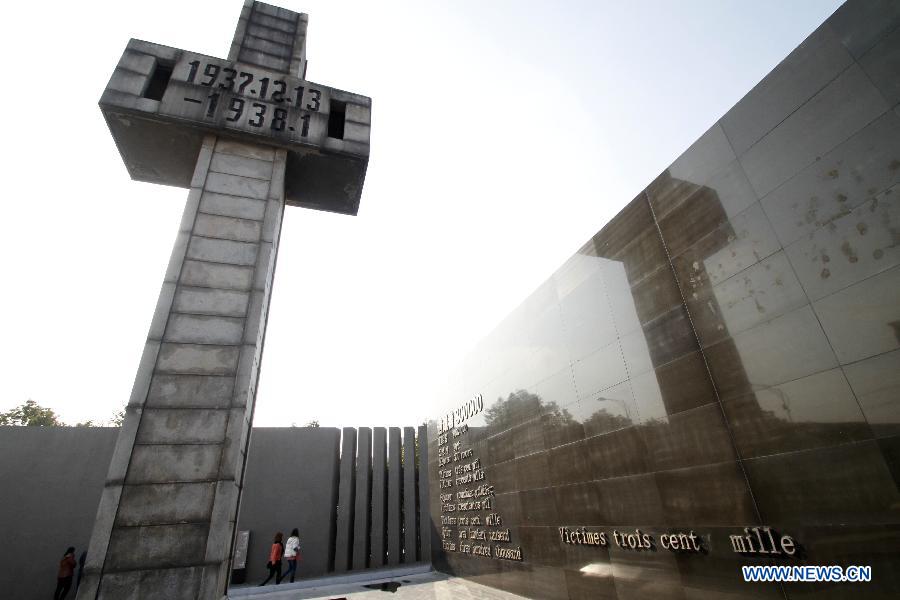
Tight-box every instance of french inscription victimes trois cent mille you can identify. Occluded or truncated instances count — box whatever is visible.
[436,395,523,562]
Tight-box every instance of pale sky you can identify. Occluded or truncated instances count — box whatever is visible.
[0,0,843,428]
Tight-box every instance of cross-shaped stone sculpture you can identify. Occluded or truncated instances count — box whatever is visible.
[79,2,370,598]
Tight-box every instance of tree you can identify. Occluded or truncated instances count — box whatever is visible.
[483,390,574,431]
[0,399,63,426]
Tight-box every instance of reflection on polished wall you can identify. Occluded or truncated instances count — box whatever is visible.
[427,1,900,598]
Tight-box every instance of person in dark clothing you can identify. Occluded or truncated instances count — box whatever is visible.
[54,547,77,600]
[75,550,86,593]
[258,532,284,586]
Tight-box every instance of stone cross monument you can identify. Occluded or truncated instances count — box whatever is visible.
[78,2,370,598]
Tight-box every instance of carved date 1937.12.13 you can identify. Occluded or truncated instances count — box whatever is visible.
[181,60,323,136]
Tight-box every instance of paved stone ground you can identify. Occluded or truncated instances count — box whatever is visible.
[227,569,527,599]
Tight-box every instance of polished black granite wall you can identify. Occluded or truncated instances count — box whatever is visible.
[427,1,900,598]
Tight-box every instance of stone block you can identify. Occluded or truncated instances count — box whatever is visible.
[231,344,261,409]
[127,340,161,408]
[146,374,234,409]
[218,407,251,480]
[107,68,146,96]
[197,561,231,600]
[126,443,222,484]
[183,187,208,228]
[75,571,101,600]
[179,261,254,291]
[187,236,259,267]
[253,242,274,290]
[173,286,250,318]
[740,64,889,198]
[813,266,900,364]
[99,88,159,111]
[109,409,144,487]
[127,38,179,61]
[214,138,275,162]
[135,408,230,444]
[243,291,265,344]
[237,47,290,72]
[210,152,274,181]
[115,482,216,526]
[343,122,370,145]
[346,103,372,125]
[106,523,209,570]
[204,480,240,562]
[98,567,203,600]
[759,111,900,247]
[83,484,123,571]
[251,12,295,34]
[859,25,900,106]
[721,24,854,156]
[194,213,262,243]
[180,187,203,234]
[148,282,176,341]
[247,23,294,45]
[204,172,270,200]
[190,144,216,189]
[252,1,297,21]
[163,231,191,284]
[261,198,284,243]
[243,34,292,59]
[164,313,245,345]
[828,0,900,58]
[200,192,267,221]
[270,150,287,199]
[117,51,156,76]
[156,343,240,376]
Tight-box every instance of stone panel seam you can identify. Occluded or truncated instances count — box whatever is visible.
[644,188,776,588]
[723,37,851,162]
[854,21,900,107]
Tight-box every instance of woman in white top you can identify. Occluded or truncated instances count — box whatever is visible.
[282,528,301,584]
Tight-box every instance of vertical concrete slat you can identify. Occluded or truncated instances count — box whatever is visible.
[402,427,417,563]
[387,427,402,566]
[352,427,372,570]
[370,427,387,568]
[417,425,431,563]
[333,427,356,572]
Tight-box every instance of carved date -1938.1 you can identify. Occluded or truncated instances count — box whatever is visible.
[185,59,322,111]
[197,94,312,136]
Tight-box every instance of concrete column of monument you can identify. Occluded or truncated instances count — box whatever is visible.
[79,136,286,599]
[80,1,370,598]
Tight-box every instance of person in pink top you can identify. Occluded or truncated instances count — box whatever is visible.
[258,532,284,586]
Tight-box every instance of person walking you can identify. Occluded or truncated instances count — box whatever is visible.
[258,532,284,586]
[53,547,77,600]
[280,528,301,584]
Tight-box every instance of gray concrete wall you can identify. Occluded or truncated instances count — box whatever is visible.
[0,427,339,600]
[0,424,428,599]
[0,426,119,600]
[235,427,340,584]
